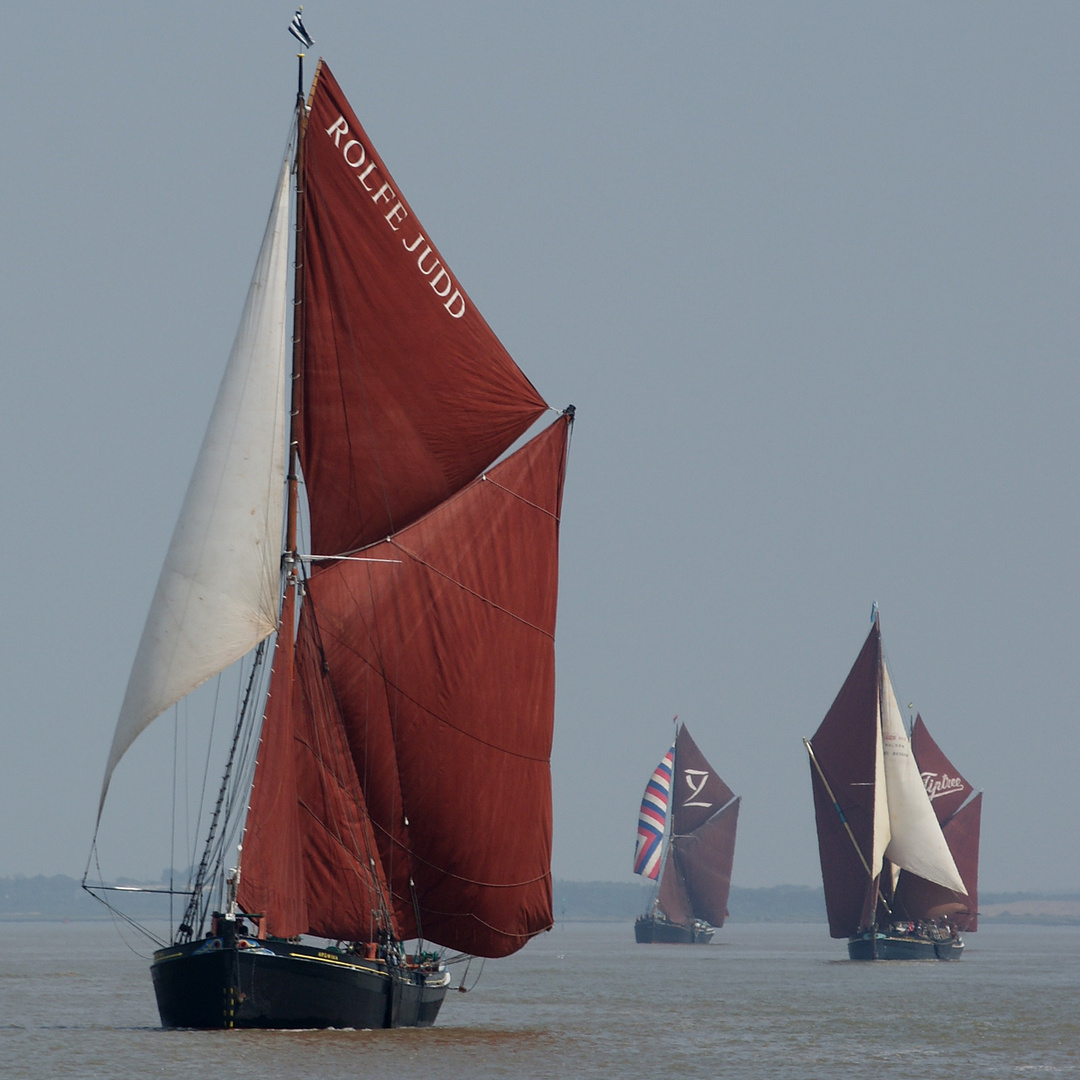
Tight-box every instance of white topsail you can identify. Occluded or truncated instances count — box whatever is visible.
[98,153,292,815]
[879,662,967,894]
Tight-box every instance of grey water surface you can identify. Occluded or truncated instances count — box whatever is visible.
[2,919,1076,1078]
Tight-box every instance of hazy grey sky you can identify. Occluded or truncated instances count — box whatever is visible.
[2,2,1077,894]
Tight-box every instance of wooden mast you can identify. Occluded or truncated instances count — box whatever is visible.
[285,53,312,578]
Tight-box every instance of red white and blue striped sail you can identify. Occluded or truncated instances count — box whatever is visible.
[634,743,675,879]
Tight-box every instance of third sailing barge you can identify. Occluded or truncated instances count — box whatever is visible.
[804,613,980,960]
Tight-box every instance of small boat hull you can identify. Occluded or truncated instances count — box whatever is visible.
[151,938,450,1029]
[847,931,964,961]
[634,915,714,945]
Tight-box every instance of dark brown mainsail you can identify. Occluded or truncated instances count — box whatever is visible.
[806,622,883,938]
[238,62,571,959]
[654,725,740,929]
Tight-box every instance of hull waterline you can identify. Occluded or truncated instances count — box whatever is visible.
[847,931,964,961]
[151,937,450,1029]
[634,915,714,945]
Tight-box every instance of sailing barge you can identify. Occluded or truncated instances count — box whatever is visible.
[633,724,740,944]
[88,24,572,1029]
[805,614,981,960]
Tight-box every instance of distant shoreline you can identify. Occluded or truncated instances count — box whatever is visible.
[3,875,1078,926]
[551,880,1080,926]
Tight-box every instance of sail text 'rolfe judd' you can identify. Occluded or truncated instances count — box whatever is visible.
[322,114,467,319]
[299,66,549,560]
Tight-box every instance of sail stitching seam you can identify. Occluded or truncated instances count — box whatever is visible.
[370,816,551,888]
[385,896,552,942]
[480,476,561,521]
[387,539,555,640]
[294,601,399,934]
[314,620,551,762]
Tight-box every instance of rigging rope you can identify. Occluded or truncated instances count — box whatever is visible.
[178,638,268,941]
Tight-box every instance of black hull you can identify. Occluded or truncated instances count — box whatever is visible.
[151,938,450,1029]
[634,915,714,945]
[847,931,964,961]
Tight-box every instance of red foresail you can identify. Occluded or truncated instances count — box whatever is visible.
[943,792,981,930]
[676,797,740,927]
[296,415,570,957]
[807,622,882,938]
[656,847,693,925]
[299,64,549,557]
[239,588,400,941]
[237,588,307,936]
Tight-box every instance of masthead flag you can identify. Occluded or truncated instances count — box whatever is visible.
[289,9,314,49]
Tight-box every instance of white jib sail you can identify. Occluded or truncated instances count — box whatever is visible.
[98,154,292,816]
[869,684,891,881]
[879,662,967,893]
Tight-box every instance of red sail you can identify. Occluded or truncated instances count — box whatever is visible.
[657,846,693,925]
[676,798,740,927]
[657,725,739,927]
[241,63,569,956]
[944,792,981,931]
[239,588,399,941]
[299,65,549,557]
[670,726,735,836]
[295,415,570,957]
[237,589,307,935]
[893,717,981,930]
[807,622,882,938]
[910,714,974,823]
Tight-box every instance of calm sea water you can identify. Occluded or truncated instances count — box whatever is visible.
[1,919,1076,1078]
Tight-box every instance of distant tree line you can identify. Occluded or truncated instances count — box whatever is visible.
[553,881,828,923]
[2,875,1077,925]
[1,874,178,921]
